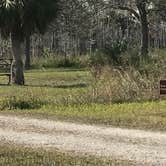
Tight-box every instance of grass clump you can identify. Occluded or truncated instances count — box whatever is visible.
[0,90,47,110]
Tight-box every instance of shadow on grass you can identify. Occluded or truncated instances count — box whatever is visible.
[0,82,88,89]
[24,83,88,89]
[25,67,87,73]
[0,83,10,86]
[54,68,87,72]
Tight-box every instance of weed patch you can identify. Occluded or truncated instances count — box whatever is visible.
[0,96,47,110]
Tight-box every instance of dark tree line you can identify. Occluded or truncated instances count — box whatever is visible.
[27,0,166,58]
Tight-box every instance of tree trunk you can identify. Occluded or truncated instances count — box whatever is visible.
[11,35,25,85]
[137,1,149,57]
[25,35,31,69]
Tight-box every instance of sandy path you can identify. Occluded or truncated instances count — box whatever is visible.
[0,115,166,165]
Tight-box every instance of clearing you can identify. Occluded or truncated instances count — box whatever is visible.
[0,68,166,165]
[0,68,166,131]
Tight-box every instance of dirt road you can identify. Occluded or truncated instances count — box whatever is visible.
[0,114,166,165]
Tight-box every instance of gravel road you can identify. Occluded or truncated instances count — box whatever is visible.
[0,114,166,166]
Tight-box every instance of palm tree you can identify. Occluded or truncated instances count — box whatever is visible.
[0,0,59,85]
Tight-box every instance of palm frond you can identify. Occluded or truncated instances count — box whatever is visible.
[0,0,15,8]
[0,0,59,40]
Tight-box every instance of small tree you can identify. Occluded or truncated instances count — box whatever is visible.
[108,0,151,57]
[0,0,59,85]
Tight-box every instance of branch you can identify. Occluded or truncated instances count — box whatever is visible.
[119,6,140,20]
[110,5,140,21]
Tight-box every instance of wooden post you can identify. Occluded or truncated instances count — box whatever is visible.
[160,80,166,99]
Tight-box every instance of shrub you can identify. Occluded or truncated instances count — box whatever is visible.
[88,51,108,78]
[103,39,128,65]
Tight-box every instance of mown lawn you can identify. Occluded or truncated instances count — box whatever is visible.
[0,68,165,132]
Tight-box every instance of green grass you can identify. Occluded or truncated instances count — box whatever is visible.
[0,144,137,166]
[1,101,166,131]
[0,68,165,131]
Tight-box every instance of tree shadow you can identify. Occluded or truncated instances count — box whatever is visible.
[26,68,87,73]
[0,83,10,86]
[24,83,88,89]
[0,83,89,89]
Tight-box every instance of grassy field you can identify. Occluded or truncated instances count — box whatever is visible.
[0,68,165,166]
[0,68,165,131]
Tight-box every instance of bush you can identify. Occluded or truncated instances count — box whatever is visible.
[119,48,140,67]
[88,51,108,78]
[103,39,128,65]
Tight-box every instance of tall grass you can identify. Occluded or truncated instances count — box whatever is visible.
[87,49,166,103]
[88,66,162,103]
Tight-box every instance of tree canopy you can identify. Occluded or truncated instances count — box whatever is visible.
[0,0,59,40]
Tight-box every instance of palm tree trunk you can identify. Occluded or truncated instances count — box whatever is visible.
[11,35,25,85]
